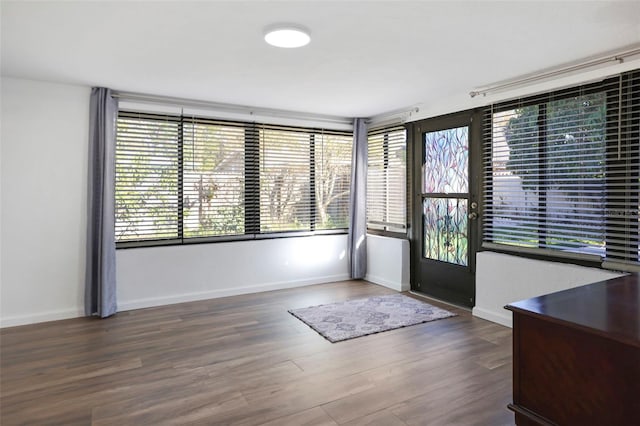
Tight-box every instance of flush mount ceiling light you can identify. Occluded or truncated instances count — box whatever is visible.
[264,25,311,48]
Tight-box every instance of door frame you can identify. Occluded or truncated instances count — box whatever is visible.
[408,108,483,307]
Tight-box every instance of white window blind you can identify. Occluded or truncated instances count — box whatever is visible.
[115,112,352,245]
[115,112,180,243]
[259,126,312,232]
[483,70,639,271]
[314,130,352,230]
[182,118,246,237]
[367,125,407,233]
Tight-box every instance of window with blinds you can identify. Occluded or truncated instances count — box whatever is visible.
[314,130,352,230]
[367,125,407,234]
[259,127,311,232]
[115,112,180,243]
[258,127,352,232]
[483,70,639,271]
[182,118,246,237]
[115,112,353,246]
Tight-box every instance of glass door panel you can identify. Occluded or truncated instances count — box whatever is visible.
[423,197,468,266]
[423,126,469,193]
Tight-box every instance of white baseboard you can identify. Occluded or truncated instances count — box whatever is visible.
[118,273,351,312]
[0,274,351,328]
[0,307,85,328]
[365,274,409,292]
[472,306,513,328]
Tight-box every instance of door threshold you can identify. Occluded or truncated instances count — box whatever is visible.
[408,291,472,312]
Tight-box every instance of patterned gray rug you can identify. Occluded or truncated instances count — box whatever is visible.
[288,294,457,343]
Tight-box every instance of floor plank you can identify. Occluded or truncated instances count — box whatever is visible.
[260,407,338,426]
[0,281,514,425]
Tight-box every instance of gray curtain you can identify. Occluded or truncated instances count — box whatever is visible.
[85,87,118,317]
[348,118,368,279]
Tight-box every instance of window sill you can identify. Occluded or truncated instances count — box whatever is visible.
[366,229,408,239]
[116,229,348,249]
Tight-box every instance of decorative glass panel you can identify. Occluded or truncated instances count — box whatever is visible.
[423,127,468,193]
[423,198,468,266]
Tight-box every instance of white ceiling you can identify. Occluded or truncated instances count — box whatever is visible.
[2,1,639,118]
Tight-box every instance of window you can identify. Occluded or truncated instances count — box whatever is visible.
[367,125,407,234]
[115,112,353,246]
[483,70,639,271]
[313,130,352,230]
[258,126,352,232]
[115,113,180,242]
[183,119,246,237]
[260,127,311,232]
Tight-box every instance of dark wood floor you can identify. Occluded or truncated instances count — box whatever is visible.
[0,281,514,425]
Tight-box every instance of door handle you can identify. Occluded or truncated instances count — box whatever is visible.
[468,212,478,220]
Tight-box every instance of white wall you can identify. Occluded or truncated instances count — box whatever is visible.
[365,234,410,291]
[1,77,90,327]
[117,235,348,311]
[473,251,625,327]
[0,77,351,327]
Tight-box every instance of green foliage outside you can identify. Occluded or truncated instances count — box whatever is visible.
[505,93,606,192]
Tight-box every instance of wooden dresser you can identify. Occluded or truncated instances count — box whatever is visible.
[505,273,640,425]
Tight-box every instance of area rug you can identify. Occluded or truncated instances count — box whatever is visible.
[288,294,456,343]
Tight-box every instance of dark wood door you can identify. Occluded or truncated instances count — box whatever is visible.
[410,110,481,307]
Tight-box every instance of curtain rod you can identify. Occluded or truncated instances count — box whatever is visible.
[366,105,420,127]
[469,45,640,98]
[112,91,354,126]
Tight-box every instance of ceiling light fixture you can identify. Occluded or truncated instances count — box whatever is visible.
[264,25,311,48]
